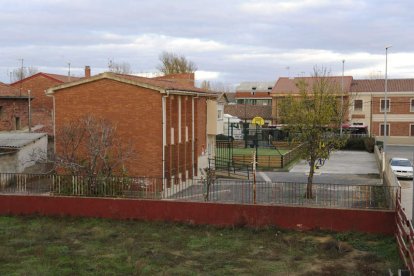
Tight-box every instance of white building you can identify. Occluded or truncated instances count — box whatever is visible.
[0,133,48,173]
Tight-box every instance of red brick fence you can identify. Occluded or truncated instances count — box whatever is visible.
[0,195,395,235]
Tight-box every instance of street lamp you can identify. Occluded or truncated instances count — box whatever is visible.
[383,46,392,154]
[340,60,345,136]
[244,99,248,148]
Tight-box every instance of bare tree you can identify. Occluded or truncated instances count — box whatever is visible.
[200,80,211,90]
[55,116,135,177]
[108,60,132,74]
[208,81,235,93]
[11,66,38,82]
[157,51,197,74]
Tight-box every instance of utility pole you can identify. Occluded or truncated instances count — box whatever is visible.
[18,58,24,96]
[28,90,31,132]
[384,46,392,154]
[68,62,71,81]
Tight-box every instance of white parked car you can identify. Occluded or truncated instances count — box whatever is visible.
[389,158,413,179]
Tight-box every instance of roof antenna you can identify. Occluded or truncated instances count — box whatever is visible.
[67,62,71,81]
[18,58,24,96]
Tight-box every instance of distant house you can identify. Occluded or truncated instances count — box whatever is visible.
[235,81,275,106]
[216,93,229,135]
[225,93,236,104]
[224,104,272,126]
[350,79,414,144]
[0,82,31,131]
[46,72,217,193]
[0,132,47,173]
[10,69,87,135]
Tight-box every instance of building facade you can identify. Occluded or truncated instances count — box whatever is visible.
[235,81,275,106]
[271,76,353,125]
[11,72,83,135]
[47,72,217,192]
[350,79,414,144]
[0,82,31,131]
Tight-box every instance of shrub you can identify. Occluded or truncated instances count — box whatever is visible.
[341,137,365,151]
[363,137,375,153]
[341,137,375,152]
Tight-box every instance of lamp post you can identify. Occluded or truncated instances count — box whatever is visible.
[244,99,248,148]
[28,90,31,132]
[384,46,391,154]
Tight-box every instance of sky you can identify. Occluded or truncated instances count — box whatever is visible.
[1,0,413,89]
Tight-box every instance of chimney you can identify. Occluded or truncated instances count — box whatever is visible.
[85,66,91,78]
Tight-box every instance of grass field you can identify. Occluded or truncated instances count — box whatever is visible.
[0,216,403,275]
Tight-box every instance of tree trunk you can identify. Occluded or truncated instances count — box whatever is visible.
[306,158,315,199]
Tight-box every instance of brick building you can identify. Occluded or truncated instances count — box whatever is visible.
[46,72,217,192]
[235,81,275,106]
[350,79,414,144]
[0,82,31,131]
[271,76,353,125]
[10,71,82,134]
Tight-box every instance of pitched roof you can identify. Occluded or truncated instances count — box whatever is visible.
[224,104,272,120]
[225,93,236,103]
[350,79,414,93]
[0,82,29,99]
[47,72,216,96]
[272,76,353,95]
[0,82,19,96]
[217,93,229,104]
[0,132,47,149]
[236,81,275,92]
[11,72,80,85]
[115,73,207,92]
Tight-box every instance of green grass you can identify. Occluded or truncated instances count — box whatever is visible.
[0,216,403,275]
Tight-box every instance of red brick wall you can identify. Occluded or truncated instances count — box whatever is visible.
[164,95,206,180]
[372,121,414,136]
[372,96,412,114]
[11,75,61,135]
[0,195,396,235]
[0,99,28,130]
[371,96,414,136]
[54,78,163,177]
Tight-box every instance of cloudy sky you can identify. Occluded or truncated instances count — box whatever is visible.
[1,0,413,88]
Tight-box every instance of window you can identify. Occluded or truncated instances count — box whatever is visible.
[380,123,390,136]
[411,99,414,112]
[380,99,390,112]
[217,110,223,120]
[354,100,363,111]
[410,124,414,136]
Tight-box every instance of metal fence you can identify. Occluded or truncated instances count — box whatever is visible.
[168,180,398,210]
[395,189,414,274]
[0,173,399,210]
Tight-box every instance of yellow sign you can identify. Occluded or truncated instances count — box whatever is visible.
[252,116,265,126]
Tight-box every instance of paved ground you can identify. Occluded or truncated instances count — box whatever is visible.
[386,145,414,161]
[400,180,413,220]
[257,171,381,185]
[289,150,379,175]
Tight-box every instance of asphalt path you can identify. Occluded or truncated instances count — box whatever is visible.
[256,150,381,185]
